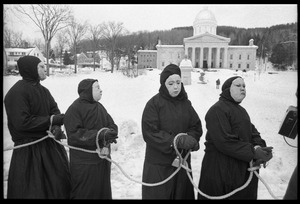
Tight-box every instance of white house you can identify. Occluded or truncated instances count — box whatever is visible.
[5,46,44,67]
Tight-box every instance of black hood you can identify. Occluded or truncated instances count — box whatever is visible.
[159,63,187,101]
[219,76,242,104]
[78,79,98,103]
[18,55,41,83]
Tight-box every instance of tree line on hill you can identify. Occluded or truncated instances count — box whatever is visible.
[77,23,297,70]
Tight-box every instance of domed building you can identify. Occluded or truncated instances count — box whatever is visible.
[155,7,258,70]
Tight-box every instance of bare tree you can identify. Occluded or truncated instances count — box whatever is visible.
[13,4,72,75]
[4,28,28,48]
[100,21,124,73]
[66,17,88,74]
[4,28,13,48]
[12,31,24,47]
[55,30,68,67]
[89,24,102,71]
[32,38,45,53]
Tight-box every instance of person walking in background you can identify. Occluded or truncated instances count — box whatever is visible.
[198,76,273,200]
[4,55,71,199]
[216,78,220,89]
[141,64,203,199]
[64,78,118,199]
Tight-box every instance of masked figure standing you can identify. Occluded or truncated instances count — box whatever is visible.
[64,78,118,199]
[141,64,203,199]
[4,56,71,199]
[198,76,273,200]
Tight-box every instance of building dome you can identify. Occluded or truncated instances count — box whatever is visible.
[195,7,216,22]
[193,7,217,36]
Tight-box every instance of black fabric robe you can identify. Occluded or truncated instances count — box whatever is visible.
[141,83,203,199]
[197,94,267,200]
[64,79,118,199]
[4,62,71,199]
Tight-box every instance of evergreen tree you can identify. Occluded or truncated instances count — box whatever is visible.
[270,43,288,69]
[63,50,70,65]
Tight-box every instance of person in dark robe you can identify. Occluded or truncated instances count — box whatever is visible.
[197,76,273,200]
[64,78,118,199]
[4,55,71,199]
[141,64,203,199]
[216,78,220,89]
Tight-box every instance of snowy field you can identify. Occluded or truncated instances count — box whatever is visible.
[3,67,298,199]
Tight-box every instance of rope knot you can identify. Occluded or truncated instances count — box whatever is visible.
[47,130,55,139]
[247,166,261,172]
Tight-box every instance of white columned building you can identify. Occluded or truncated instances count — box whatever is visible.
[155,7,258,71]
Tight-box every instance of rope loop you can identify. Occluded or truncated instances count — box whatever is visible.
[96,127,110,158]
[3,128,281,199]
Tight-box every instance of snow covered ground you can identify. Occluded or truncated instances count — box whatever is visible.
[3,66,298,199]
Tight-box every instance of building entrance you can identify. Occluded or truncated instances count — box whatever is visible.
[203,61,208,68]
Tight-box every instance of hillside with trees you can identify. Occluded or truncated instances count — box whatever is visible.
[76,23,297,70]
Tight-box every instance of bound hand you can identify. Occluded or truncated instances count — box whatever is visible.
[254,146,273,162]
[51,125,66,140]
[105,129,118,143]
[52,114,65,126]
[176,134,199,151]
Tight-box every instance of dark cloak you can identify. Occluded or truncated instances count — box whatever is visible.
[197,77,267,200]
[141,64,203,199]
[4,55,71,199]
[64,78,118,199]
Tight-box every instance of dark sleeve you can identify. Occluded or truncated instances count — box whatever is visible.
[206,106,255,162]
[141,99,175,155]
[5,87,50,132]
[186,102,203,142]
[47,88,61,115]
[64,105,98,149]
[250,124,267,147]
[104,107,118,134]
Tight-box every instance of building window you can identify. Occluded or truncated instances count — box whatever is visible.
[230,63,232,68]
[230,54,233,60]
[239,54,241,60]
[247,64,250,69]
[162,62,164,67]
[238,64,241,68]
[247,55,250,60]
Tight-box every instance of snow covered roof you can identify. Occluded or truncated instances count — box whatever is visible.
[5,47,35,54]
[229,45,258,49]
[156,45,184,48]
[137,50,157,53]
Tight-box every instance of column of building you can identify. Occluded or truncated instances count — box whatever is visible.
[186,45,228,69]
[199,47,203,68]
[216,47,220,68]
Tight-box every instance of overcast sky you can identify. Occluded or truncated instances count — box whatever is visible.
[4,4,298,43]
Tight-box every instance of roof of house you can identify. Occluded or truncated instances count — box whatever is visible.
[5,47,35,53]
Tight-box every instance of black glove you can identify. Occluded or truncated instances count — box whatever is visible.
[51,125,66,140]
[52,114,65,126]
[254,146,273,162]
[105,129,118,144]
[176,134,199,151]
[98,129,118,145]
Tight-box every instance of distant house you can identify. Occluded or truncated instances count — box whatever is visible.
[77,52,100,68]
[5,46,44,68]
[137,50,157,69]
